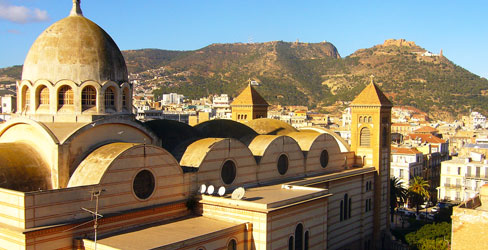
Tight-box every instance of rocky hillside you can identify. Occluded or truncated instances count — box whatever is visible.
[2,39,487,120]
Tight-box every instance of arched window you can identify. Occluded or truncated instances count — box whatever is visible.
[340,200,344,221]
[288,236,294,250]
[82,86,96,111]
[304,231,309,250]
[348,197,352,218]
[22,86,30,111]
[368,116,372,123]
[227,239,237,250]
[38,86,49,106]
[360,127,371,147]
[58,85,73,109]
[122,87,130,110]
[344,194,348,220]
[105,86,116,111]
[295,223,303,250]
[359,116,363,123]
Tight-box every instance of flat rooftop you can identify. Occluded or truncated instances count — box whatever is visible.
[92,216,244,250]
[200,183,330,212]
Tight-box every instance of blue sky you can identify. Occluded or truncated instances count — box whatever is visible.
[1,0,487,78]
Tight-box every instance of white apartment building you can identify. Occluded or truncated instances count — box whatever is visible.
[438,156,488,202]
[390,147,424,188]
[162,93,184,105]
[211,94,231,119]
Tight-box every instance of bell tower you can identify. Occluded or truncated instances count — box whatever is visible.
[350,76,392,248]
[231,81,269,122]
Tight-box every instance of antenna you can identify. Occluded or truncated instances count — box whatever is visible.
[231,187,245,200]
[199,184,207,194]
[207,185,215,195]
[218,186,226,197]
[81,189,105,250]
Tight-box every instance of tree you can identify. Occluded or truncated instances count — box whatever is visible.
[405,222,451,250]
[390,177,408,222]
[408,176,430,215]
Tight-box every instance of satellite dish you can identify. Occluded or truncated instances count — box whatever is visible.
[231,187,245,200]
[218,186,226,197]
[199,184,207,194]
[207,185,215,195]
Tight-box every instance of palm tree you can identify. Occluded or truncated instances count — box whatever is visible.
[408,176,430,215]
[390,177,408,222]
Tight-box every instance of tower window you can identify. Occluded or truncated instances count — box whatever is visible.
[122,87,130,110]
[58,85,73,108]
[38,86,49,106]
[105,87,116,111]
[22,86,30,111]
[82,86,96,111]
[360,127,371,147]
[277,154,289,175]
[227,239,237,250]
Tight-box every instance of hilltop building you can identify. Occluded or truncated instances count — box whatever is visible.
[0,1,392,249]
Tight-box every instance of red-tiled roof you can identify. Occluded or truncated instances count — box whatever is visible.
[413,126,438,133]
[407,133,446,143]
[391,146,422,155]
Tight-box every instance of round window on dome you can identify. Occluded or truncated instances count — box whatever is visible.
[277,154,289,175]
[133,170,155,200]
[320,150,329,168]
[221,160,237,185]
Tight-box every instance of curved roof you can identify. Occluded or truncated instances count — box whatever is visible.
[247,135,284,156]
[68,143,139,187]
[194,119,257,141]
[179,138,226,168]
[298,127,351,152]
[286,132,323,151]
[246,118,298,136]
[0,142,51,191]
[145,119,202,153]
[22,2,128,84]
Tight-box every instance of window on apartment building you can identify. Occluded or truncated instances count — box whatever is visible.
[277,154,289,175]
[458,167,461,175]
[476,167,481,178]
[485,167,488,178]
[360,127,371,147]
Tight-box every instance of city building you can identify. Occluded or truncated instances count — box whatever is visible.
[0,2,392,249]
[438,156,488,202]
[161,93,184,105]
[390,147,424,189]
[451,184,488,250]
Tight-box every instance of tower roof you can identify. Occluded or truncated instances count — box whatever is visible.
[351,77,392,107]
[22,0,128,84]
[231,83,269,106]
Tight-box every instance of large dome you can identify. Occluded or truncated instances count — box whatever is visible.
[22,4,128,84]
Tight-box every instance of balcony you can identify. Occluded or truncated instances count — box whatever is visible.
[443,183,462,189]
[465,174,488,180]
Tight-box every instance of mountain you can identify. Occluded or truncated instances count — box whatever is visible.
[2,39,487,120]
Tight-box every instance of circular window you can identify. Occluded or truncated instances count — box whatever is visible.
[133,170,155,200]
[277,154,289,175]
[221,160,237,185]
[320,150,329,168]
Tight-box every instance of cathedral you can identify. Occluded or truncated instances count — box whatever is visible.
[0,1,392,249]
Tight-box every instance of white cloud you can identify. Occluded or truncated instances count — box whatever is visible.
[0,1,49,24]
